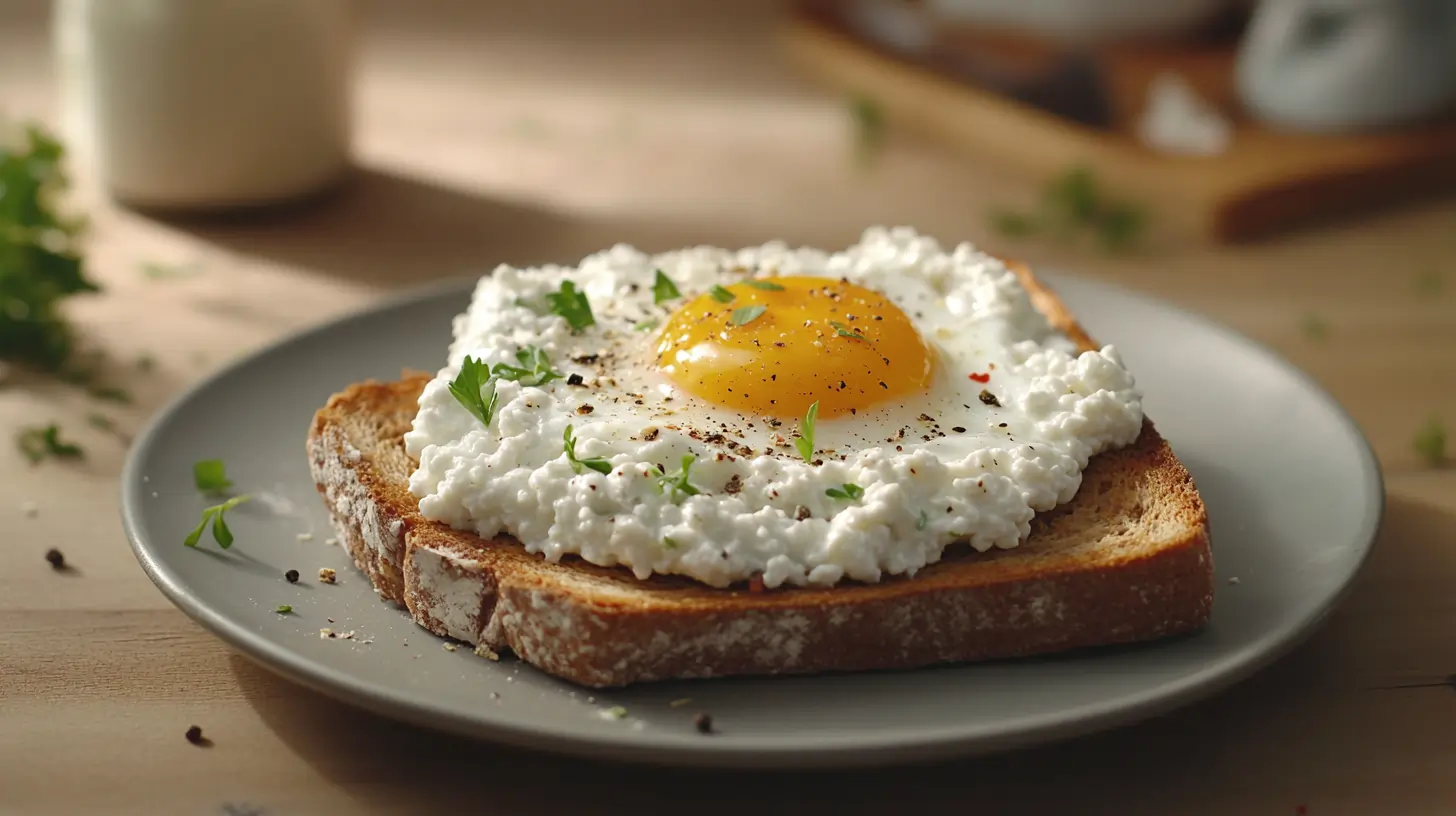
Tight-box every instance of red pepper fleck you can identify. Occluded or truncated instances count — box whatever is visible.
[969,372,990,383]
[748,574,765,594]
[1295,808,1307,816]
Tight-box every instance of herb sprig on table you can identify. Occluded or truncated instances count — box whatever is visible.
[0,123,98,373]
[990,167,1149,252]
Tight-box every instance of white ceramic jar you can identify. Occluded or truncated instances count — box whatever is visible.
[54,0,355,210]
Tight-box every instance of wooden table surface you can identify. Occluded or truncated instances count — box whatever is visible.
[3,2,1454,814]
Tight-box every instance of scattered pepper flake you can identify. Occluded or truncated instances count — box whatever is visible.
[284,569,299,583]
[748,574,765,594]
[44,548,65,570]
[184,725,209,746]
[968,372,990,383]
[979,390,1000,407]
[694,712,715,734]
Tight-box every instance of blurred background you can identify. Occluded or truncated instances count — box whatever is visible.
[0,0,1452,469]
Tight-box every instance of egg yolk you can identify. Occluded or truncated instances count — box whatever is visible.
[653,277,934,419]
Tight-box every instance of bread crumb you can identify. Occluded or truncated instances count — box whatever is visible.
[442,642,457,652]
[296,532,313,541]
[318,567,337,584]
[338,630,356,640]
[325,537,339,546]
[1228,576,1240,585]
[474,644,500,661]
[21,501,39,518]
[319,628,335,639]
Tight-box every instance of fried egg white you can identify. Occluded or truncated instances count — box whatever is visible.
[404,227,1144,588]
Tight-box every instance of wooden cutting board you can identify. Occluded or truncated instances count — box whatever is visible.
[781,7,1456,243]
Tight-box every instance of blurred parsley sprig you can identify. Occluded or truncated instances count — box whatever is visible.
[990,166,1149,253]
[0,122,99,374]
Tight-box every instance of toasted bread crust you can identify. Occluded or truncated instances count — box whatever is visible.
[307,268,1213,687]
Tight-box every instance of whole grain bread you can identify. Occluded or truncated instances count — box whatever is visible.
[307,264,1213,687]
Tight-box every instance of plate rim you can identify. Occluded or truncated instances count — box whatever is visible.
[120,272,1385,769]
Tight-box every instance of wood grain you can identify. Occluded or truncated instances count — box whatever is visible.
[2,0,1454,813]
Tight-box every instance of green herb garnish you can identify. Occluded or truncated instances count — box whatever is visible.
[729,305,767,327]
[652,269,681,305]
[1414,415,1446,467]
[16,424,84,464]
[193,458,233,494]
[140,260,202,280]
[275,604,293,614]
[829,321,864,339]
[916,510,929,531]
[708,285,735,304]
[0,123,98,374]
[989,166,1148,253]
[546,280,595,331]
[602,706,628,720]
[86,413,114,432]
[1414,268,1444,296]
[663,536,679,549]
[1301,313,1329,342]
[184,495,251,549]
[563,424,613,475]
[849,93,885,168]
[633,319,659,332]
[655,455,701,499]
[490,345,562,386]
[794,401,819,463]
[743,280,785,291]
[825,483,864,501]
[447,356,500,428]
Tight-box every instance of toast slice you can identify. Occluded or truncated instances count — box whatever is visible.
[307,265,1213,687]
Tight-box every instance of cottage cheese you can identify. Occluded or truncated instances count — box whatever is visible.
[404,227,1143,588]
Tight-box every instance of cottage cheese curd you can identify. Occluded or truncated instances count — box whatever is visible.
[404,227,1144,589]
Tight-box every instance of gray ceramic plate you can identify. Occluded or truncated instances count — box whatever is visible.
[122,273,1382,769]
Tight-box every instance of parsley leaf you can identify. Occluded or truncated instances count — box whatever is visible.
[1414,415,1446,467]
[743,280,784,291]
[546,280,595,331]
[563,424,613,475]
[16,423,83,464]
[663,536,679,549]
[829,320,864,339]
[825,483,864,501]
[794,401,819,463]
[633,319,659,332]
[708,285,735,304]
[655,455,701,499]
[0,123,99,374]
[491,345,562,386]
[1301,313,1329,342]
[448,356,500,427]
[916,509,929,531]
[652,269,681,304]
[989,166,1148,253]
[192,459,233,494]
[729,304,766,327]
[276,604,293,614]
[850,93,886,169]
[184,495,251,549]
